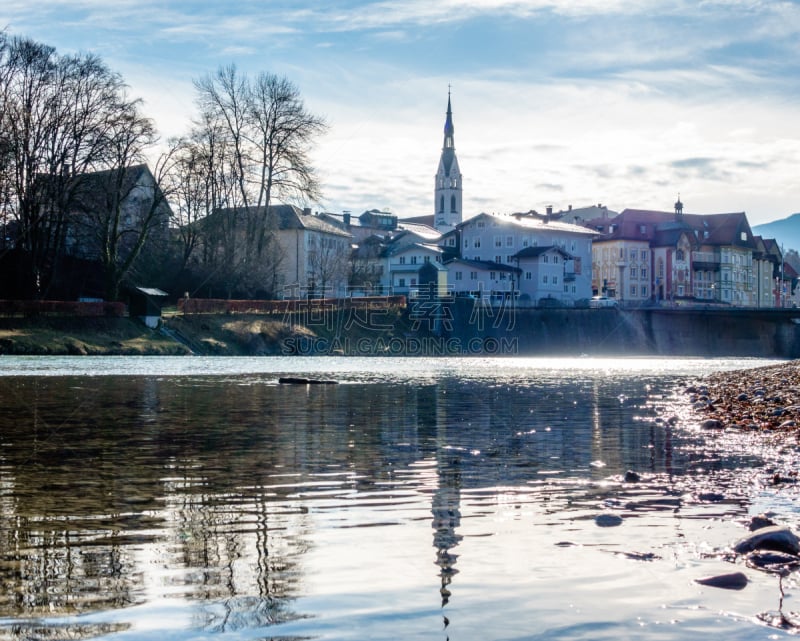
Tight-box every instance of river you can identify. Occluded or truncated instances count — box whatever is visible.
[0,356,798,640]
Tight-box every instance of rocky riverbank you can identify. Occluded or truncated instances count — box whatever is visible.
[687,359,800,435]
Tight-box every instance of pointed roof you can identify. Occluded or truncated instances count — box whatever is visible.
[439,91,458,177]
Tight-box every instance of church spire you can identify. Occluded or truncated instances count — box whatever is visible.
[434,88,462,233]
[443,88,454,149]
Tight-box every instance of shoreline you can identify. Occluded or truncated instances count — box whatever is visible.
[687,359,800,434]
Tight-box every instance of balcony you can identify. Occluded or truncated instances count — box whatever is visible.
[692,251,720,272]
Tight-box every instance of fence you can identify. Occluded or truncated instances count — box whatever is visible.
[177,295,407,315]
[0,300,126,317]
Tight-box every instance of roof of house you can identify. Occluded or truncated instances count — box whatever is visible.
[513,245,573,260]
[400,214,435,227]
[387,242,444,257]
[589,208,756,249]
[214,204,352,237]
[396,221,441,241]
[445,257,521,273]
[461,211,598,236]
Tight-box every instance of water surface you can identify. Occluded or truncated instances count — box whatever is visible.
[0,356,797,640]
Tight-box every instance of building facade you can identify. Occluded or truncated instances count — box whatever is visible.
[455,212,596,305]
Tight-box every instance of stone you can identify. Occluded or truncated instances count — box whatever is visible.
[595,513,623,527]
[733,526,800,556]
[695,572,749,590]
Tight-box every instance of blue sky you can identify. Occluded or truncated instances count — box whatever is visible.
[3,0,800,225]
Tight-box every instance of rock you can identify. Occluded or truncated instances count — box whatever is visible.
[700,418,724,430]
[733,526,800,555]
[695,571,749,590]
[749,514,777,531]
[746,551,800,574]
[624,470,641,483]
[697,492,725,503]
[595,513,623,527]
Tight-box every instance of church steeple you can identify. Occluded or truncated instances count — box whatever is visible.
[434,89,462,232]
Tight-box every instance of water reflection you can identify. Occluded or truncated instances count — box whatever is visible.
[0,364,785,640]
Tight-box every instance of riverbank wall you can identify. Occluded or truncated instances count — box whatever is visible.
[2,304,799,357]
[447,304,800,358]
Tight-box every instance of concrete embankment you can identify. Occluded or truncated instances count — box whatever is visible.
[446,303,800,358]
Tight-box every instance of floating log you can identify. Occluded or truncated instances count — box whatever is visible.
[278,377,338,385]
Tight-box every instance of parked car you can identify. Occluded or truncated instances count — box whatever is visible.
[589,295,618,309]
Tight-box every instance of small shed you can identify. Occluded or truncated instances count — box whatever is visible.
[128,287,168,328]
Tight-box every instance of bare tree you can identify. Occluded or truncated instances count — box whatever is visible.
[0,32,148,298]
[69,101,176,301]
[190,65,327,297]
[307,233,349,298]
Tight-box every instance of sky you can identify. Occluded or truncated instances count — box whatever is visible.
[3,0,800,226]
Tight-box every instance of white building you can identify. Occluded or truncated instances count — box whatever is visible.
[456,212,596,305]
[383,242,446,295]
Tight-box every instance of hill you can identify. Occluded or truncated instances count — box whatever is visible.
[753,213,800,252]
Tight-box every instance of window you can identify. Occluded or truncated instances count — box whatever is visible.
[450,195,457,212]
[639,225,647,234]
[455,271,463,281]
[473,239,481,248]
[506,236,514,247]
[463,238,469,248]
[522,237,530,247]
[399,256,406,265]
[630,250,637,261]
[629,266,636,279]
[553,255,559,264]
[477,221,485,228]
[526,272,532,280]
[411,256,417,265]
[448,238,456,247]
[439,196,444,213]
[399,278,406,287]
[641,286,648,297]
[495,255,502,263]
[470,271,477,280]
[676,249,684,261]
[424,255,430,263]
[543,255,549,264]
[543,275,548,284]
[641,268,647,279]
[641,250,647,261]
[490,271,496,280]
[499,273,507,280]
[630,285,637,296]
[553,276,558,285]
[495,236,502,247]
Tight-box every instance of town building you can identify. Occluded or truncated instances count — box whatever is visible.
[585,201,786,307]
[454,211,596,305]
[200,205,352,299]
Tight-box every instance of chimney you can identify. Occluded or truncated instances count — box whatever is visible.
[303,207,311,216]
[343,212,351,226]
[546,205,553,216]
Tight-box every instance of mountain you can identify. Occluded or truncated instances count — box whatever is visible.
[752,213,800,252]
